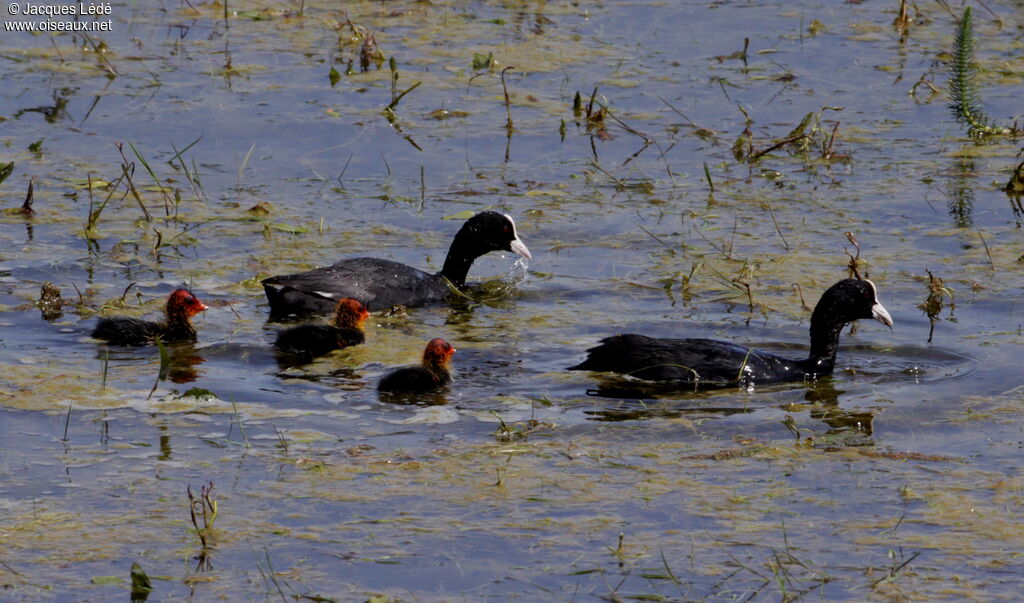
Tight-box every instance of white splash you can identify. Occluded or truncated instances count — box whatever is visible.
[503,255,530,286]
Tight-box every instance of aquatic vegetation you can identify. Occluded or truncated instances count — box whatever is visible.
[129,562,153,600]
[384,57,422,113]
[918,270,955,343]
[187,481,218,572]
[0,161,14,185]
[946,7,1017,138]
[733,105,848,164]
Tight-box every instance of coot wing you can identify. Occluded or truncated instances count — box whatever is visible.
[377,366,450,393]
[263,258,449,315]
[274,324,342,358]
[92,317,161,346]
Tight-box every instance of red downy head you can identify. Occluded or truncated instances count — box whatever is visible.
[422,338,456,369]
[166,289,208,320]
[334,298,370,329]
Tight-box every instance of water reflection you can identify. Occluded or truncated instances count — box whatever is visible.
[13,86,74,123]
[801,380,876,446]
[93,341,207,386]
[946,156,976,228]
[579,344,974,446]
[583,378,877,445]
[158,423,172,461]
[276,365,361,385]
[1006,159,1024,226]
[377,389,450,406]
[585,402,754,422]
[166,344,205,384]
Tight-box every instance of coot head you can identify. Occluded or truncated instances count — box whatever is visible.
[333,297,370,329]
[423,337,456,368]
[166,289,208,320]
[456,211,532,260]
[812,278,893,330]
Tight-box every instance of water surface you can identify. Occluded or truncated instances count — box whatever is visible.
[2,0,1024,599]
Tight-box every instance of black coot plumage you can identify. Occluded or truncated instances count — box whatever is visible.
[262,211,531,316]
[274,297,369,361]
[569,279,893,387]
[377,338,456,393]
[92,289,208,346]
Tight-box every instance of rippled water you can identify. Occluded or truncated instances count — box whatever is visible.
[2,0,1024,600]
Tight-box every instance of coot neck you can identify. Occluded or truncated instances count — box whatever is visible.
[426,366,451,385]
[161,318,197,341]
[803,317,845,376]
[439,229,484,287]
[164,305,197,340]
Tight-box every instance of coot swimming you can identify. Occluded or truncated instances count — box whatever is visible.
[569,278,893,387]
[262,211,531,316]
[92,288,208,346]
[274,297,369,361]
[377,338,456,393]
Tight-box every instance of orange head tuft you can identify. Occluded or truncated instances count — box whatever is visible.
[167,288,208,318]
[334,298,369,328]
[422,338,455,368]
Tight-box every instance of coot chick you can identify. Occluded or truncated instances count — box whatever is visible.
[377,338,456,393]
[569,278,893,387]
[262,211,531,316]
[274,297,369,360]
[92,289,208,346]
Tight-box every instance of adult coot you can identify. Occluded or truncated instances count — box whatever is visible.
[274,297,369,361]
[569,278,893,387]
[92,289,208,346]
[262,211,531,315]
[377,338,456,393]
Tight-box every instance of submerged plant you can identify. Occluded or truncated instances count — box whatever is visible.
[0,161,13,185]
[1007,157,1024,224]
[893,0,911,32]
[1006,157,1024,196]
[946,7,1015,138]
[186,482,217,572]
[918,270,954,343]
[188,482,218,546]
[130,562,153,600]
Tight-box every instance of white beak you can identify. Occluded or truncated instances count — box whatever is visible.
[510,237,531,260]
[871,302,894,330]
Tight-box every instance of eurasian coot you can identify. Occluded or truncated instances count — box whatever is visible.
[377,338,456,393]
[92,288,208,346]
[274,297,369,360]
[569,278,893,387]
[262,211,531,315]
